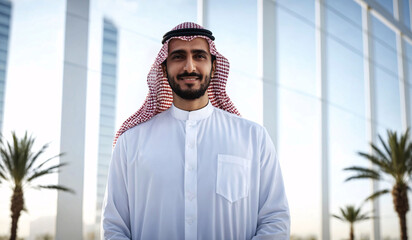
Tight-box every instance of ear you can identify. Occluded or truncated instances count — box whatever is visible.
[211,59,216,78]
[161,63,167,78]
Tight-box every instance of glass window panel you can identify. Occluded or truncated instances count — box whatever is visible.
[104,31,117,42]
[0,24,8,35]
[329,106,372,240]
[376,0,394,15]
[102,53,116,65]
[403,0,411,29]
[100,105,115,118]
[0,50,7,60]
[278,88,321,239]
[206,0,260,123]
[101,75,116,86]
[103,41,117,54]
[372,16,398,75]
[0,2,11,13]
[102,63,116,76]
[405,39,412,63]
[101,83,116,95]
[100,115,115,127]
[327,38,365,114]
[0,70,5,80]
[325,1,363,53]
[324,0,362,28]
[103,26,117,35]
[375,67,402,129]
[0,35,8,48]
[0,14,9,25]
[277,2,317,96]
[99,125,115,137]
[276,0,315,24]
[101,94,115,108]
[407,59,412,85]
[0,60,6,71]
[207,0,257,77]
[373,40,398,75]
[371,15,397,50]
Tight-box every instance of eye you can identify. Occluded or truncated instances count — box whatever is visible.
[195,54,207,59]
[171,54,184,60]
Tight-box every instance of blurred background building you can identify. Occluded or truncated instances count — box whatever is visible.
[0,0,11,133]
[0,0,411,239]
[95,17,118,239]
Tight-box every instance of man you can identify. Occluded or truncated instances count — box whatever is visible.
[102,22,290,240]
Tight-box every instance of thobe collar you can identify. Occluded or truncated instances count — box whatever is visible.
[170,101,214,121]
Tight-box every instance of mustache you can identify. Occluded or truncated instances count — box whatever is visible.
[177,72,202,79]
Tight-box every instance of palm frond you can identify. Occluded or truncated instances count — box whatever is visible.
[345,173,381,182]
[25,143,48,172]
[364,189,390,202]
[343,166,381,181]
[332,205,372,224]
[29,153,64,173]
[378,134,392,162]
[332,214,344,221]
[25,162,67,182]
[0,162,7,180]
[36,184,74,193]
[357,152,391,173]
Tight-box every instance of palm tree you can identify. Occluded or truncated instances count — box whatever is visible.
[344,129,412,240]
[0,132,73,240]
[332,205,371,240]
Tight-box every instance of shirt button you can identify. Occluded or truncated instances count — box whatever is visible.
[187,142,194,148]
[187,165,194,171]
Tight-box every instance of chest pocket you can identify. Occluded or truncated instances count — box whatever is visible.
[216,154,251,203]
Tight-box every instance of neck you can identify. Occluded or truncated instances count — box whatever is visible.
[173,93,209,111]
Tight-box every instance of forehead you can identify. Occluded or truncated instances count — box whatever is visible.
[168,37,211,54]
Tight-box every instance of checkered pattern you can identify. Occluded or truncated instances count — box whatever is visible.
[113,22,240,146]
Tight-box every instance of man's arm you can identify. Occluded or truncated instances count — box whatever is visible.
[101,134,131,240]
[252,128,290,240]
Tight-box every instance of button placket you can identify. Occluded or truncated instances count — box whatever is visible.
[184,120,197,240]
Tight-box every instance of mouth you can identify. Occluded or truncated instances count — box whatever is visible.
[178,76,201,83]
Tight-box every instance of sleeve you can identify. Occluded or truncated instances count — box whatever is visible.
[252,128,290,240]
[101,134,132,240]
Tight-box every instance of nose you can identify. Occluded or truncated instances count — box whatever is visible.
[183,57,195,72]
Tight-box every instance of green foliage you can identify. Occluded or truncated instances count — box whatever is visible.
[345,129,412,201]
[0,131,73,192]
[332,205,372,223]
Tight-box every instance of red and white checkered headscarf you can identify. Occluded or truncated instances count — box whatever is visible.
[113,22,240,146]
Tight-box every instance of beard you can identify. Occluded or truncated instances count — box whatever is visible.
[167,70,212,100]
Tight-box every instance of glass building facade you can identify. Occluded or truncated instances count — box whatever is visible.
[0,0,11,132]
[95,18,118,231]
[0,0,412,239]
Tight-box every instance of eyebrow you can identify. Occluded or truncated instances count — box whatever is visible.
[169,49,210,56]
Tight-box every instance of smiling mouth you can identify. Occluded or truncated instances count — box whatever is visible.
[178,77,200,82]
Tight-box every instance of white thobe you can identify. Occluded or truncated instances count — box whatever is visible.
[102,102,290,240]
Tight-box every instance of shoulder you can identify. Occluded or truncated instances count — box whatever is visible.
[213,107,266,133]
[120,108,172,139]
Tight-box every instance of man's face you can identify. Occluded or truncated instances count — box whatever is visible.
[163,38,216,100]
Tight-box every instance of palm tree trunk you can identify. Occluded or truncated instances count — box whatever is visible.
[9,186,24,240]
[392,183,409,240]
[350,223,354,240]
[399,213,408,240]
